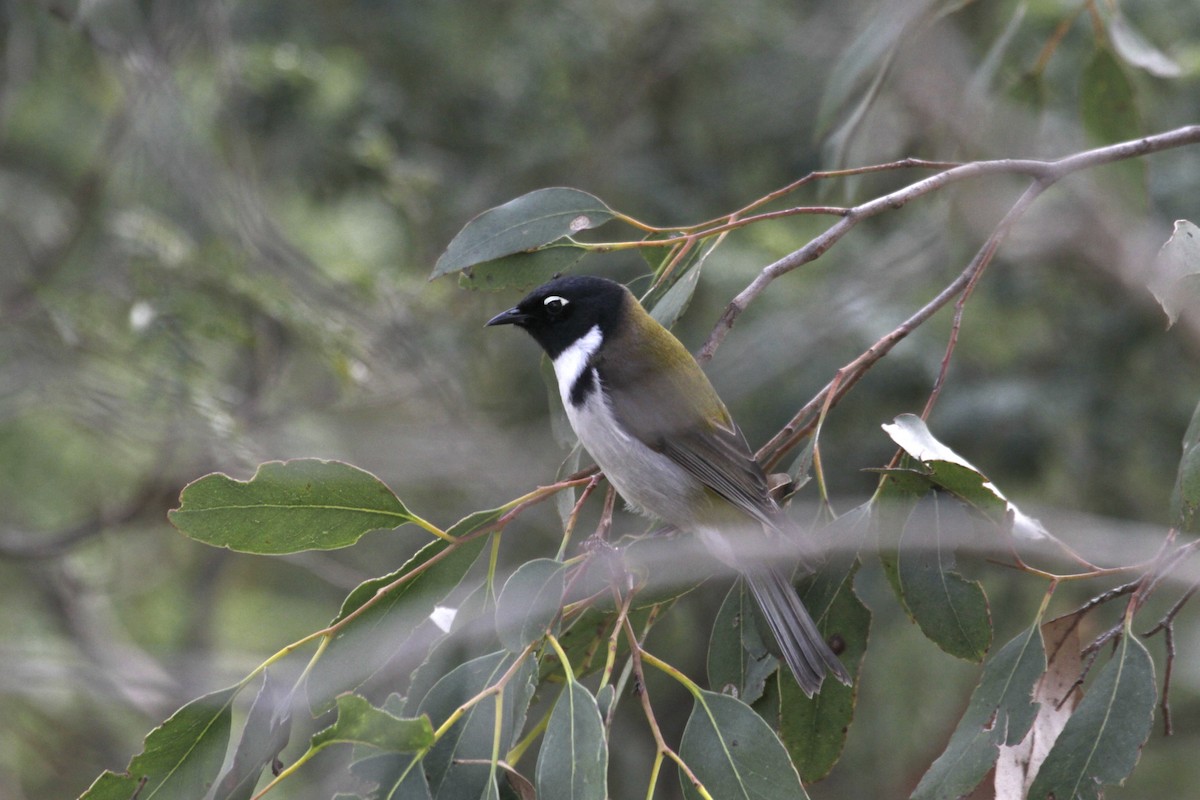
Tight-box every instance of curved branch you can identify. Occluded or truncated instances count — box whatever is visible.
[700,124,1200,363]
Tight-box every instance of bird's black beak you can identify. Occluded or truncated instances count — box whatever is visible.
[485,307,528,327]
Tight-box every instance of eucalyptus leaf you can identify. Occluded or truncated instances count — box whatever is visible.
[707,579,777,704]
[1080,47,1145,206]
[1027,629,1155,799]
[169,459,417,554]
[406,651,536,800]
[79,686,238,800]
[307,534,490,712]
[896,494,991,662]
[495,558,567,652]
[679,690,808,800]
[432,188,615,278]
[1148,220,1200,328]
[535,682,608,800]
[1108,10,1182,77]
[459,245,588,292]
[213,672,291,800]
[882,414,1047,540]
[782,558,869,783]
[311,694,434,752]
[911,624,1045,800]
[649,263,704,329]
[1171,394,1200,532]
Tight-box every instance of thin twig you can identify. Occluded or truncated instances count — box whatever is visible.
[701,125,1200,364]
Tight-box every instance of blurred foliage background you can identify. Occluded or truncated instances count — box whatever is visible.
[1,0,1198,797]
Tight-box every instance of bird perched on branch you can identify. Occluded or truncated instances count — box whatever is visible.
[487,274,850,695]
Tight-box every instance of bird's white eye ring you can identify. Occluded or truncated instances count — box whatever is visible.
[543,295,569,313]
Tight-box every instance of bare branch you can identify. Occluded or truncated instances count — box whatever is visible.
[701,124,1200,364]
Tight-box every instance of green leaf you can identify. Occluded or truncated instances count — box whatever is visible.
[881,414,1047,540]
[213,672,291,800]
[678,690,808,800]
[495,558,567,652]
[406,651,536,800]
[707,579,777,705]
[1171,394,1200,532]
[781,557,870,782]
[897,493,992,662]
[311,694,434,752]
[1082,48,1140,144]
[1080,47,1144,205]
[1108,10,1182,78]
[535,682,608,800]
[307,533,490,712]
[169,459,417,554]
[458,245,588,292]
[1148,220,1200,328]
[911,624,1046,799]
[649,263,704,329]
[79,686,238,800]
[1027,629,1156,800]
[432,188,615,278]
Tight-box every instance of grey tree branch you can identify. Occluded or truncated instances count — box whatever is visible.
[700,124,1200,364]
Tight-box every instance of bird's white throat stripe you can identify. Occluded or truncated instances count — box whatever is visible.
[552,324,602,407]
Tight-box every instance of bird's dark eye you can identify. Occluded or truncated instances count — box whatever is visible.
[543,295,569,316]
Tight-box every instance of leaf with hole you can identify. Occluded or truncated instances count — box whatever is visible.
[780,557,869,783]
[432,188,614,278]
[1027,627,1155,800]
[708,579,776,705]
[911,624,1045,799]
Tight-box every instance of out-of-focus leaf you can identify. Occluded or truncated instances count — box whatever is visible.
[995,615,1083,799]
[459,245,588,292]
[815,0,934,137]
[311,694,434,752]
[307,533,490,712]
[79,686,238,800]
[535,681,608,800]
[882,414,1048,540]
[679,690,808,800]
[1170,394,1200,532]
[1080,47,1144,205]
[350,752,433,800]
[432,188,614,278]
[896,494,992,662]
[1082,48,1140,143]
[213,672,291,800]
[1108,11,1182,77]
[1148,219,1200,328]
[495,558,567,652]
[402,651,536,800]
[1027,625,1156,799]
[649,262,704,329]
[911,624,1045,800]
[707,579,777,705]
[169,459,417,554]
[781,557,869,782]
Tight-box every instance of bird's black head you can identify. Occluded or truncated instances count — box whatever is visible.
[486,275,628,359]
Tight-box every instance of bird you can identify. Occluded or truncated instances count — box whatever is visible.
[486,274,851,696]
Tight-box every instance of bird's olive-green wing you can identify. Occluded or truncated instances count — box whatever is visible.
[595,314,778,527]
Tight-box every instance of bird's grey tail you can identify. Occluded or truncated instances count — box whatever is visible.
[746,567,852,697]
